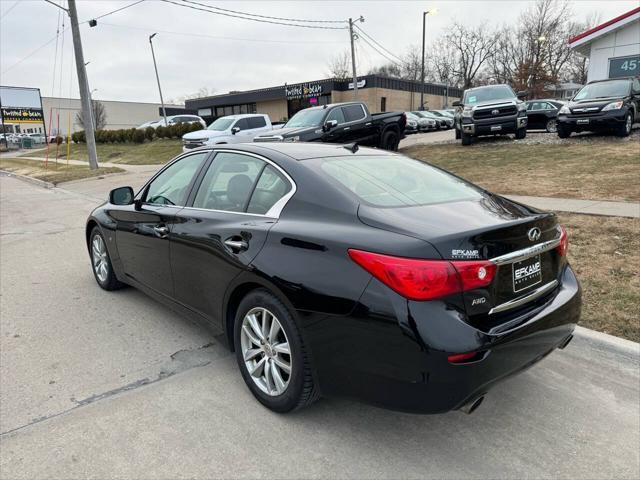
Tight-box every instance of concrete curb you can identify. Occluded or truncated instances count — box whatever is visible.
[573,325,639,357]
[0,170,55,189]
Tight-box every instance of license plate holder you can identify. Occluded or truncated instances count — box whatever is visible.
[577,119,589,124]
[512,254,542,293]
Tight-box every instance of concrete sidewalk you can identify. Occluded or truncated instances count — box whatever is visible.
[506,195,639,219]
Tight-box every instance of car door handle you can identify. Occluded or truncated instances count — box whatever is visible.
[224,238,249,252]
[153,225,169,238]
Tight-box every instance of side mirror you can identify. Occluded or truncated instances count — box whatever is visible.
[109,186,134,205]
[517,91,528,99]
[323,119,338,132]
[231,127,240,135]
[451,100,462,107]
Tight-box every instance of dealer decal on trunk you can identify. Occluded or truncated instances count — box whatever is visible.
[451,249,480,259]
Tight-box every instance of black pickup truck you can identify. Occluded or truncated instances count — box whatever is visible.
[453,84,529,145]
[254,102,406,151]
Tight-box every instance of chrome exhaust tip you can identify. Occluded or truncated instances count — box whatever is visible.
[460,395,485,415]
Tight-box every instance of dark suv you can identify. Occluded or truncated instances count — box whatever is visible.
[453,84,528,145]
[556,77,640,138]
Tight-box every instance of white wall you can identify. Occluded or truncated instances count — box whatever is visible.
[587,21,640,81]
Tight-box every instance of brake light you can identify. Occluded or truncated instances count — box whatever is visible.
[348,249,496,301]
[448,352,479,363]
[556,225,568,257]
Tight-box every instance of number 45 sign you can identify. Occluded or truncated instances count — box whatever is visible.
[609,55,640,78]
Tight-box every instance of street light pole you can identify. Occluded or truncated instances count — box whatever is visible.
[420,8,438,111]
[149,33,168,127]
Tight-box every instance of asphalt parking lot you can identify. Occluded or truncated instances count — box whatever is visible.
[1,169,639,479]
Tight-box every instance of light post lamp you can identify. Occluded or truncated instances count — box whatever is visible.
[420,8,438,110]
[149,33,168,127]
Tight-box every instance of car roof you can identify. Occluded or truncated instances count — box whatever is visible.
[296,102,363,113]
[218,114,266,119]
[190,142,393,161]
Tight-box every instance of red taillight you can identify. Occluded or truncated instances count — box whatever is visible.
[556,225,568,257]
[348,249,496,301]
[447,352,479,363]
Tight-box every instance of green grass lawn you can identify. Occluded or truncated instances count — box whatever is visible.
[403,138,640,202]
[0,158,123,185]
[21,140,183,165]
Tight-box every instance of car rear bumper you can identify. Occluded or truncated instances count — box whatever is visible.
[557,109,628,130]
[304,264,580,413]
[462,115,527,136]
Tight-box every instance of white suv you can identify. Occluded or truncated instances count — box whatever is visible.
[182,114,272,151]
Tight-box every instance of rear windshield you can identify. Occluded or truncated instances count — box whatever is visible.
[318,155,482,207]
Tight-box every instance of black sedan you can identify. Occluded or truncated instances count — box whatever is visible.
[86,143,581,414]
[525,100,565,132]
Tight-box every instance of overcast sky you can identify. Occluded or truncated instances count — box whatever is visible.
[1,0,637,104]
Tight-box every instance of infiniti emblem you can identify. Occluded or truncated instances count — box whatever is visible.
[491,109,500,115]
[528,227,542,242]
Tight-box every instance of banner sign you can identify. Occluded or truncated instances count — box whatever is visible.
[285,83,323,100]
[609,55,640,79]
[1,106,44,123]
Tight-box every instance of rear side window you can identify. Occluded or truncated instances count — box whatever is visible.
[247,165,292,215]
[192,153,264,212]
[319,155,481,207]
[343,104,366,122]
[247,116,267,129]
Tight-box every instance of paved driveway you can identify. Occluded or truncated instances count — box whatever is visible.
[1,172,638,479]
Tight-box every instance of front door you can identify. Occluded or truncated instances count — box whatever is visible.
[115,151,210,297]
[170,151,294,326]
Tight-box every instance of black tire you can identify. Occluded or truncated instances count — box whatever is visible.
[461,132,472,146]
[89,227,125,291]
[515,127,527,140]
[545,119,558,133]
[455,127,461,140]
[381,129,400,151]
[557,124,571,138]
[234,289,319,413]
[616,112,633,137]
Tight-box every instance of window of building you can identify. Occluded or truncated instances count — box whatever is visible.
[198,108,212,117]
[381,97,387,112]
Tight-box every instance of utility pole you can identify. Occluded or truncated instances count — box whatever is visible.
[348,17,364,100]
[420,9,438,111]
[149,33,168,127]
[68,0,99,170]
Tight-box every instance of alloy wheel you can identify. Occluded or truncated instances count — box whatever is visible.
[546,119,558,133]
[626,114,632,134]
[240,307,292,396]
[92,234,109,283]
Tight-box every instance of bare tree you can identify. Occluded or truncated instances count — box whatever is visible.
[327,51,351,80]
[445,23,497,89]
[426,38,459,86]
[75,100,107,130]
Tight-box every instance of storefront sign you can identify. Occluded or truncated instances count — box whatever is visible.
[285,83,323,99]
[609,55,640,78]
[1,106,44,123]
[348,79,366,90]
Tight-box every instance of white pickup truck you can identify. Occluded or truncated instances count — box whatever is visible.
[182,114,272,151]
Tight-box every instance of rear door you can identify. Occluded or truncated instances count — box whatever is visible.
[170,151,294,324]
[114,151,210,297]
[341,104,370,143]
[245,116,270,140]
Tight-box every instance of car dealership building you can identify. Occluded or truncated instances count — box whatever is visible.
[185,74,462,124]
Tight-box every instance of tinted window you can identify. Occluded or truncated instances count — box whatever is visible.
[633,79,640,93]
[343,104,366,122]
[192,152,264,212]
[247,116,267,129]
[234,118,249,131]
[325,107,346,124]
[319,155,481,207]
[145,153,208,206]
[247,165,292,215]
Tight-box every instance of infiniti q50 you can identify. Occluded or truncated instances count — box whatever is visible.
[86,143,580,414]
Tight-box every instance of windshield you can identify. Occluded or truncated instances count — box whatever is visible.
[318,155,482,207]
[412,111,434,119]
[207,118,235,131]
[464,85,515,104]
[573,80,630,100]
[285,108,325,128]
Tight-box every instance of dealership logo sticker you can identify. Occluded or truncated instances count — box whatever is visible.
[451,249,480,259]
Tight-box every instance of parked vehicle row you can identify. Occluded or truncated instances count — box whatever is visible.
[451,76,639,145]
[137,114,207,130]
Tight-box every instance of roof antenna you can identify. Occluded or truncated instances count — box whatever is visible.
[343,142,359,153]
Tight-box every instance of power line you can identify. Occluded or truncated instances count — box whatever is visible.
[1,27,69,75]
[357,33,405,69]
[99,21,344,44]
[93,0,145,21]
[354,25,404,64]
[181,0,345,24]
[0,1,20,20]
[160,0,347,30]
